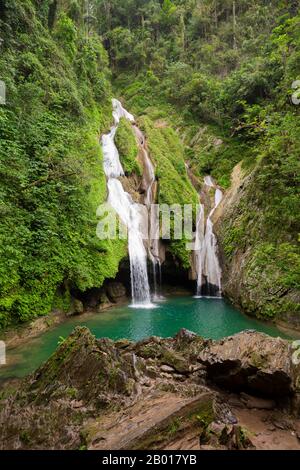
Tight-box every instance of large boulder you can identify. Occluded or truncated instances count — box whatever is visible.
[66,299,84,317]
[0,328,139,450]
[26,327,138,404]
[198,331,298,397]
[106,282,127,303]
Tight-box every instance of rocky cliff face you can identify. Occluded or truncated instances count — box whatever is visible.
[215,164,300,328]
[0,327,299,450]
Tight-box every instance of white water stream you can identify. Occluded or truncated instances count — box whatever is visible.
[195,178,223,297]
[101,99,152,307]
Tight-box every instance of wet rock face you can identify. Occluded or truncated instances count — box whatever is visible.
[215,164,300,325]
[198,331,298,397]
[72,299,84,315]
[106,282,127,303]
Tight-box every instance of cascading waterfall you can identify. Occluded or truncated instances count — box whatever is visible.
[203,188,223,296]
[101,99,152,307]
[195,204,205,296]
[112,98,135,124]
[102,128,124,178]
[195,179,223,298]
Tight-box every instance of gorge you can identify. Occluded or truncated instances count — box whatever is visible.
[1,0,298,331]
[0,0,299,453]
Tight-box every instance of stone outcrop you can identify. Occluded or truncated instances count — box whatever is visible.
[67,299,84,316]
[106,282,127,303]
[0,327,299,450]
[87,392,215,450]
[28,327,138,404]
[199,331,299,397]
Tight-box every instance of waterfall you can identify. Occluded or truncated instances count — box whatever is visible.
[195,179,223,298]
[102,129,124,178]
[101,99,152,307]
[112,98,135,124]
[203,187,223,296]
[149,204,163,300]
[195,204,205,296]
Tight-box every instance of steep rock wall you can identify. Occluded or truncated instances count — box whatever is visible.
[215,164,300,328]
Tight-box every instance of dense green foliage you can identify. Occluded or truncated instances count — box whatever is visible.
[140,117,198,208]
[0,0,299,325]
[0,1,126,327]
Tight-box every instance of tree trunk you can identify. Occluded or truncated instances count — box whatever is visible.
[233,0,237,50]
[105,0,111,32]
[179,13,185,59]
[48,0,58,30]
[214,0,218,28]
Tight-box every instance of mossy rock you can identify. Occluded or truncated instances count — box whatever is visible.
[25,327,138,404]
[161,349,189,374]
[115,117,142,176]
[137,342,164,359]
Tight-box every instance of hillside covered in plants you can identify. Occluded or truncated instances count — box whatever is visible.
[0,0,299,327]
[0,0,127,327]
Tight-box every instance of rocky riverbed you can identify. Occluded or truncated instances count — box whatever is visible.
[0,327,300,450]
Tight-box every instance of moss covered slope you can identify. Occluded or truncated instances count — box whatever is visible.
[217,129,300,325]
[114,117,141,176]
[139,116,199,268]
[0,2,126,327]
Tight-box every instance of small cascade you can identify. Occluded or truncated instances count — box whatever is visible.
[195,178,223,298]
[101,99,152,307]
[102,129,124,178]
[112,98,135,124]
[204,175,215,188]
[194,204,205,296]
[149,205,163,300]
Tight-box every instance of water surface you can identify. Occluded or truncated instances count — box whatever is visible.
[0,296,295,380]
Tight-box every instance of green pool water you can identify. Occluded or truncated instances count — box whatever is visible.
[0,296,296,380]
